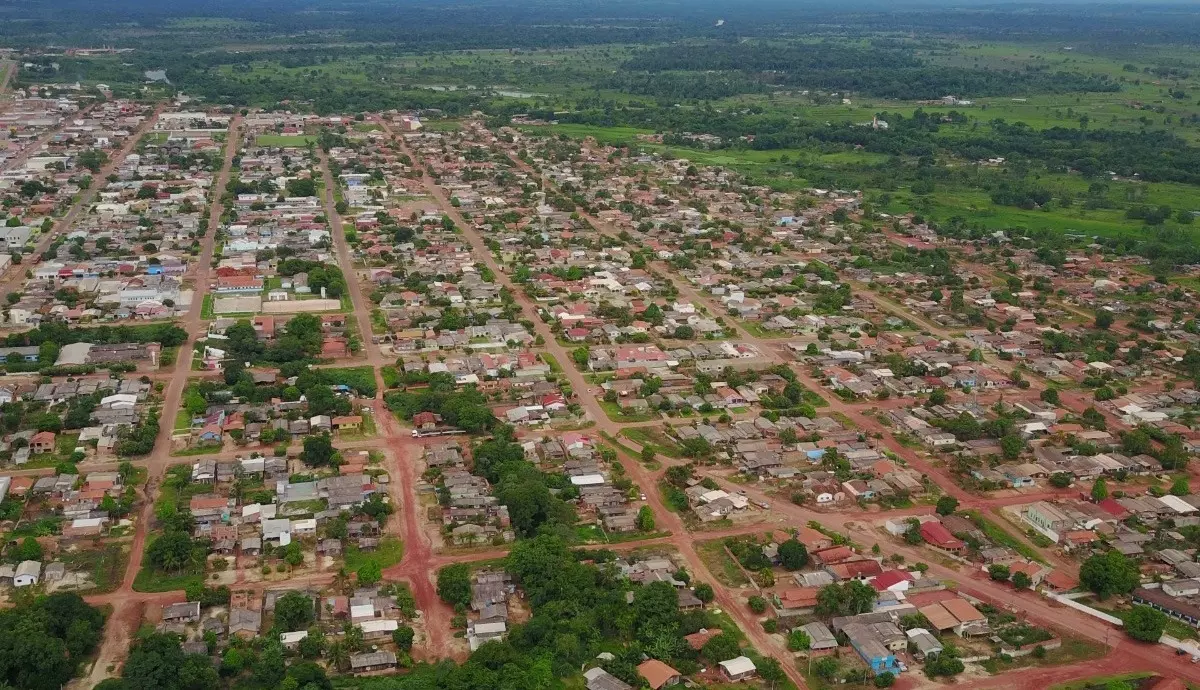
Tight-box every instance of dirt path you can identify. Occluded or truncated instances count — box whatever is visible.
[79,114,244,687]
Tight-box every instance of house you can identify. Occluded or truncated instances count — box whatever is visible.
[13,560,40,587]
[584,667,633,690]
[1134,587,1200,628]
[29,431,56,454]
[719,656,757,682]
[468,620,507,651]
[1022,501,1073,539]
[919,521,965,552]
[795,525,833,551]
[801,621,838,651]
[906,628,943,659]
[637,659,681,689]
[842,622,899,674]
[871,570,914,593]
[349,651,397,673]
[919,599,988,636]
[280,631,309,649]
[229,608,262,638]
[333,415,363,431]
[163,601,201,623]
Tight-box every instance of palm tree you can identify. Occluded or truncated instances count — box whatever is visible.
[328,640,351,672]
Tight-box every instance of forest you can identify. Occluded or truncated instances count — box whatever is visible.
[614,41,1121,100]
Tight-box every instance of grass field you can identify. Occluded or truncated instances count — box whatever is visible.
[696,539,751,587]
[965,509,1048,565]
[343,536,404,573]
[620,427,682,458]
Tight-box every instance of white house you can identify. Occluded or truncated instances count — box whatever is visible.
[14,560,40,587]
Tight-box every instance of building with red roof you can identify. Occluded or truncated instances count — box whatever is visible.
[920,521,965,552]
[870,570,914,592]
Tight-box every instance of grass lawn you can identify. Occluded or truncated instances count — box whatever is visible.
[171,443,224,457]
[255,134,316,147]
[600,433,660,469]
[1050,672,1157,690]
[696,538,751,587]
[620,427,682,458]
[335,415,378,441]
[541,353,563,374]
[980,636,1107,674]
[200,294,214,319]
[599,400,658,423]
[132,534,205,593]
[963,509,1047,564]
[574,525,668,545]
[172,407,192,432]
[343,536,404,573]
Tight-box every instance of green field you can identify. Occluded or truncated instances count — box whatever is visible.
[343,536,404,572]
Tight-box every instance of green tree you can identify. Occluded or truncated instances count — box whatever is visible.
[437,564,472,607]
[9,537,42,563]
[1171,477,1190,496]
[693,583,714,604]
[787,628,811,651]
[927,388,948,406]
[1000,434,1024,460]
[1080,550,1140,599]
[778,538,809,570]
[392,625,415,650]
[1095,311,1114,330]
[273,592,315,631]
[1050,472,1072,488]
[701,632,739,661]
[146,531,193,572]
[1091,477,1109,502]
[747,595,767,614]
[935,496,959,516]
[1011,571,1032,589]
[988,564,1010,581]
[636,505,655,531]
[1124,605,1166,642]
[300,433,337,467]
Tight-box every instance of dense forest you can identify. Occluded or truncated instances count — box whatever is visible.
[4,0,1200,49]
[615,41,1121,100]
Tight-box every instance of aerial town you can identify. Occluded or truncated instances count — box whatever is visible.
[4,48,1200,690]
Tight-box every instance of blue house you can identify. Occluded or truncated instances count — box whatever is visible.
[843,624,900,675]
[1000,465,1035,488]
[0,346,39,362]
[146,264,165,275]
[797,442,826,462]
